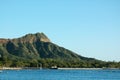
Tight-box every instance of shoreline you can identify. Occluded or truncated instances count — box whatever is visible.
[57,68,120,70]
[0,67,120,70]
[0,67,42,70]
[0,67,22,70]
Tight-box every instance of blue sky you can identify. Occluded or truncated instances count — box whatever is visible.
[0,0,120,61]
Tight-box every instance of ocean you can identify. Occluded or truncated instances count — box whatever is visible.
[0,69,120,80]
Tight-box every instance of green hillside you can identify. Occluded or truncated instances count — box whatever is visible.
[0,33,120,68]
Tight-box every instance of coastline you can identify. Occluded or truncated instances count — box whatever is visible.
[0,67,22,70]
[0,67,119,70]
[58,68,102,70]
[0,67,42,70]
[57,68,120,70]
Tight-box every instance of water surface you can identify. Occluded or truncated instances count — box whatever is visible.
[0,69,120,80]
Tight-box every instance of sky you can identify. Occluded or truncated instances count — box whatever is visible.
[0,0,120,61]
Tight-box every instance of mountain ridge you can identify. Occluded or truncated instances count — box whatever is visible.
[0,32,83,59]
[0,32,50,43]
[0,32,119,68]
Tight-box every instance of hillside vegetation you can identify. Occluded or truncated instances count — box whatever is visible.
[0,33,120,68]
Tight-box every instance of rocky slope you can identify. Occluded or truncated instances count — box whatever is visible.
[0,33,111,68]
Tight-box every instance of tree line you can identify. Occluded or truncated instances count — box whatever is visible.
[0,57,120,68]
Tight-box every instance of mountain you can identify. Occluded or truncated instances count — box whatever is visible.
[0,33,119,68]
[0,33,89,59]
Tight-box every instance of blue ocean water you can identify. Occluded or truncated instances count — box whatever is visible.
[0,69,120,80]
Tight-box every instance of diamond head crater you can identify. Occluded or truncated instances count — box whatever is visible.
[0,33,120,69]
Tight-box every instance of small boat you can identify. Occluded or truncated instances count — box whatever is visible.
[50,66,58,69]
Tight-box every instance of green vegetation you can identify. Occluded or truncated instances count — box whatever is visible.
[0,33,120,68]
